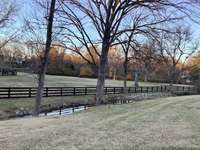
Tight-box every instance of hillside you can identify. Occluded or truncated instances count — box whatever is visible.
[0,73,164,87]
[0,96,200,150]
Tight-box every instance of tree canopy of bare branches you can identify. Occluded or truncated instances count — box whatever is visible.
[0,0,16,48]
[55,0,200,104]
[0,0,15,28]
[157,26,199,84]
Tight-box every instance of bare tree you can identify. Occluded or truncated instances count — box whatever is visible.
[136,40,161,82]
[0,1,24,68]
[157,26,198,85]
[117,14,172,89]
[57,0,200,104]
[107,46,122,80]
[0,0,15,28]
[0,0,16,49]
[55,1,101,75]
[118,32,134,90]
[0,42,25,67]
[34,0,57,116]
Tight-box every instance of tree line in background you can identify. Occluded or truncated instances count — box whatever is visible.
[1,0,200,115]
[0,40,195,84]
[3,34,200,83]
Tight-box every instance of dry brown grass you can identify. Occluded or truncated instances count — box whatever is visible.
[0,95,94,119]
[0,95,200,150]
[0,72,163,87]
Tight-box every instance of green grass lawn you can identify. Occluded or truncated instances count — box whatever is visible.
[0,95,200,150]
[0,72,164,87]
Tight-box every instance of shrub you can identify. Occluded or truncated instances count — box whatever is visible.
[80,66,94,77]
[189,66,200,93]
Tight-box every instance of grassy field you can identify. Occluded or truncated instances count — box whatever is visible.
[0,95,200,150]
[0,72,164,87]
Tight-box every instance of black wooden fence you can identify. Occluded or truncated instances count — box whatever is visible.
[0,68,17,76]
[0,85,196,99]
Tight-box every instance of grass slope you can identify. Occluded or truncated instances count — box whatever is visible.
[0,95,94,119]
[0,72,163,87]
[0,95,200,150]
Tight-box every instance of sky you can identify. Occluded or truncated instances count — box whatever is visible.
[8,0,200,47]
[0,0,33,37]
[15,0,34,27]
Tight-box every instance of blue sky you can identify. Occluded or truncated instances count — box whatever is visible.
[13,0,200,44]
[15,0,33,26]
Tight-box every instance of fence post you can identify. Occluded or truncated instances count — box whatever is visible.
[73,87,76,96]
[29,88,32,98]
[128,87,130,93]
[8,88,11,98]
[161,86,163,92]
[147,87,149,93]
[105,87,107,95]
[121,87,123,93]
[135,87,137,93]
[141,87,143,93]
[85,87,87,95]
[46,87,48,97]
[61,87,63,96]
[114,87,115,94]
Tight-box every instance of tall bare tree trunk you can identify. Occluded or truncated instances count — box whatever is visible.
[33,0,56,116]
[123,51,128,93]
[134,70,139,88]
[144,68,148,82]
[169,64,176,86]
[113,69,116,80]
[96,41,109,105]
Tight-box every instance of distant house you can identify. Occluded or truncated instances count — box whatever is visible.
[180,70,192,84]
[0,68,17,76]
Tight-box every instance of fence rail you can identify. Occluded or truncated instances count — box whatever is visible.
[0,85,196,99]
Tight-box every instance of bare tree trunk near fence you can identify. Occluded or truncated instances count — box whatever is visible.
[134,70,139,88]
[123,55,128,91]
[34,0,56,116]
[96,41,109,104]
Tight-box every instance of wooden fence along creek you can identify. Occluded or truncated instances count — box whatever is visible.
[0,85,196,99]
[3,85,196,117]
